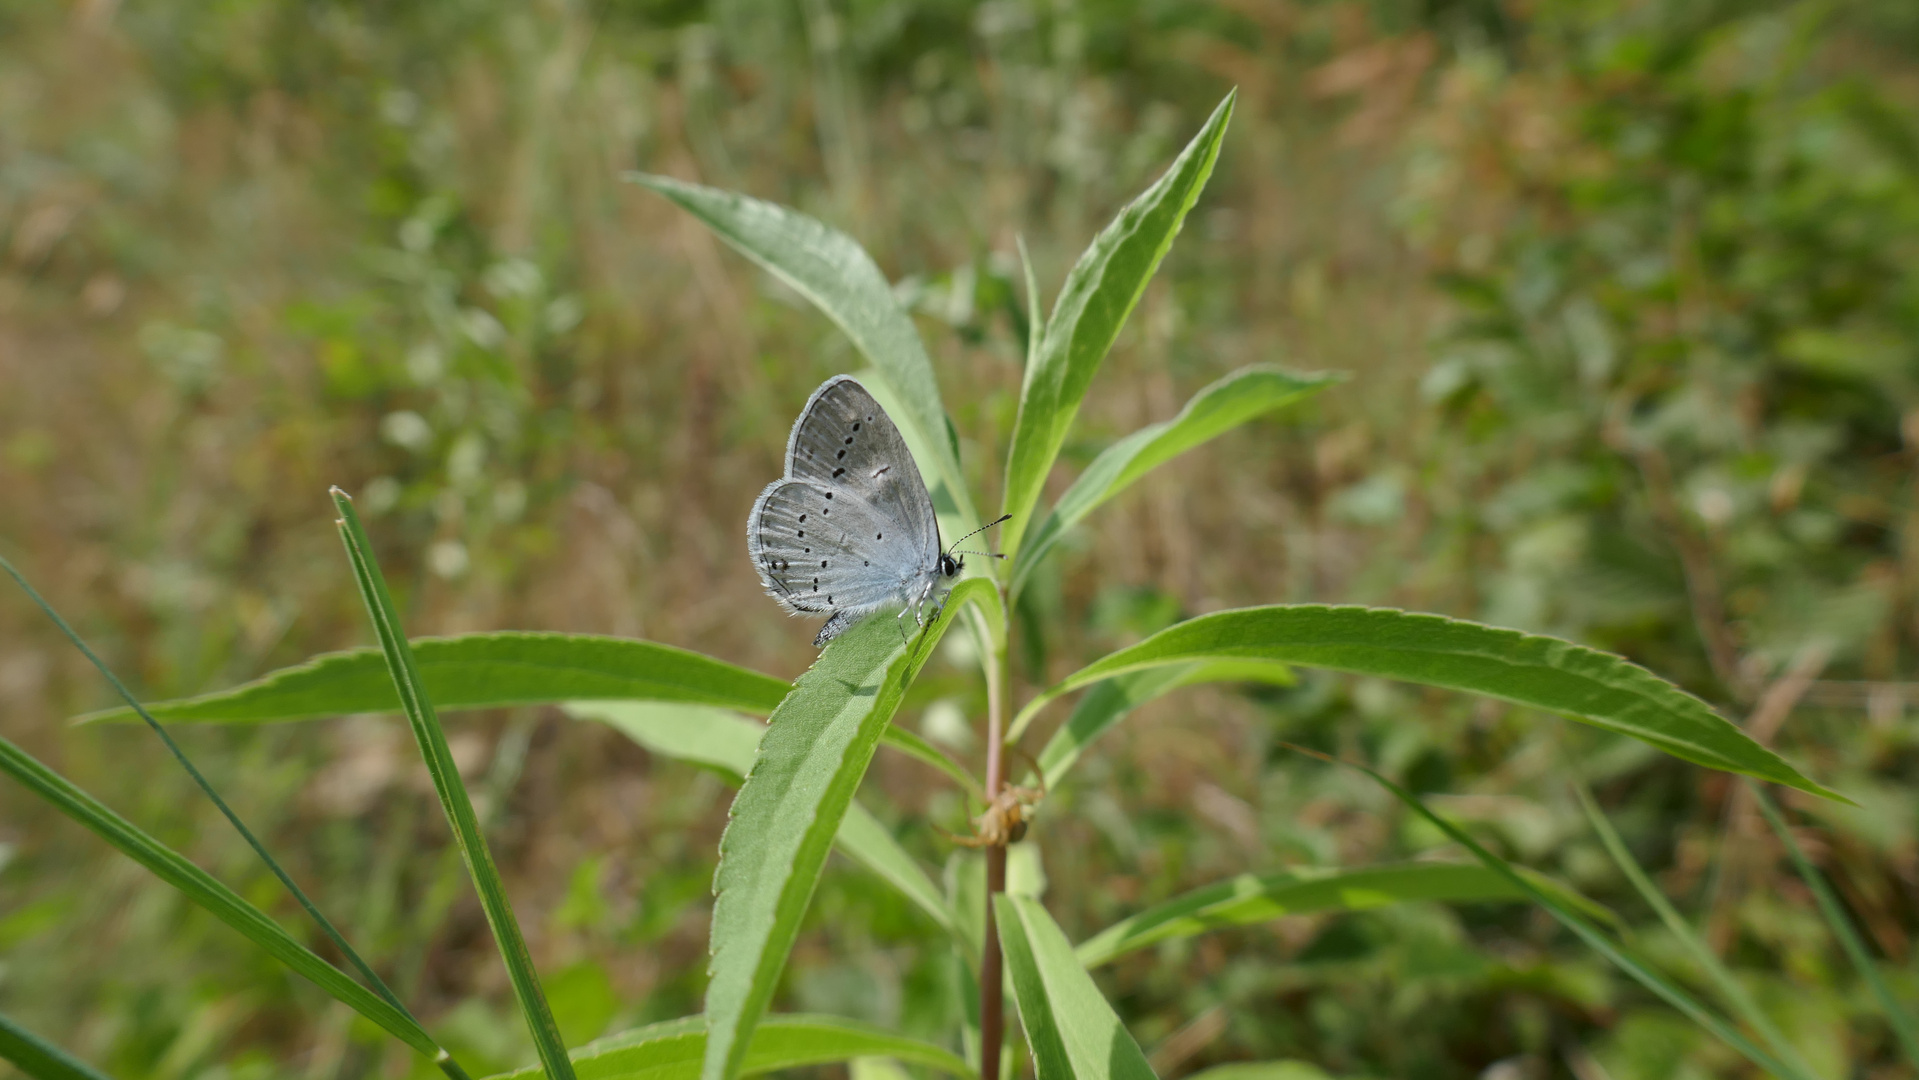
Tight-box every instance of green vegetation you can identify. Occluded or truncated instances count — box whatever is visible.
[2,1,1917,1078]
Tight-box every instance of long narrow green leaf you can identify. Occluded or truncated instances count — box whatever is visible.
[1021,660,1295,784]
[1011,367,1336,597]
[999,92,1235,560]
[564,701,962,938]
[995,894,1157,1080]
[1752,784,1919,1068]
[78,634,790,725]
[0,734,437,1056]
[486,1014,975,1080]
[333,490,576,1080]
[0,1010,116,1080]
[703,580,997,1080]
[1307,749,1814,1080]
[625,173,977,533]
[1571,782,1815,1074]
[1017,606,1838,800]
[1075,863,1546,969]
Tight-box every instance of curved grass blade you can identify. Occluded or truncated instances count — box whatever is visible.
[1752,784,1919,1068]
[0,554,469,1079]
[995,894,1157,1080]
[0,1010,116,1080]
[999,91,1234,561]
[0,734,438,1057]
[1011,367,1336,597]
[486,1014,975,1080]
[703,579,996,1080]
[1300,747,1817,1080]
[1075,862,1585,969]
[565,701,962,937]
[77,634,790,725]
[1019,660,1295,784]
[333,489,575,1080]
[625,173,977,532]
[1572,781,1817,1075]
[1016,606,1839,801]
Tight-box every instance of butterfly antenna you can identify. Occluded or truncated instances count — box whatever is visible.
[946,514,1012,557]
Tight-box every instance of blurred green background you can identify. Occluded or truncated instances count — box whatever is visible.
[2,0,1917,1076]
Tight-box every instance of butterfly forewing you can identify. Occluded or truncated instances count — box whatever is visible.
[785,377,941,566]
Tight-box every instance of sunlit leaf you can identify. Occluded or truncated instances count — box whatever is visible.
[703,580,1000,1080]
[486,1014,975,1080]
[626,173,978,532]
[1011,366,1336,596]
[78,634,790,725]
[995,895,1156,1080]
[1019,606,1839,800]
[1000,92,1234,560]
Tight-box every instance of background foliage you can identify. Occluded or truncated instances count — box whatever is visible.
[1,0,1916,1077]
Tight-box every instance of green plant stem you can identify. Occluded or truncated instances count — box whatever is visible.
[1751,783,1919,1068]
[0,553,469,1080]
[979,617,1009,1080]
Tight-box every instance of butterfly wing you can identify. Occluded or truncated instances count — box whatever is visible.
[785,376,942,569]
[748,478,926,617]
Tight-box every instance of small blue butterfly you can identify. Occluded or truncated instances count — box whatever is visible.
[748,376,1004,646]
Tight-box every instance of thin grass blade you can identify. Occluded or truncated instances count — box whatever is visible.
[1299,748,1816,1080]
[0,734,438,1056]
[1572,781,1814,1074]
[333,488,575,1080]
[1752,783,1919,1068]
[0,1011,116,1080]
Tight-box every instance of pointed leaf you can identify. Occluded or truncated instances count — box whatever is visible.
[1018,606,1839,800]
[703,580,999,1080]
[999,92,1234,559]
[995,895,1157,1080]
[0,735,438,1056]
[626,173,977,531]
[486,1014,975,1080]
[1012,366,1336,596]
[1075,863,1568,968]
[77,634,790,725]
